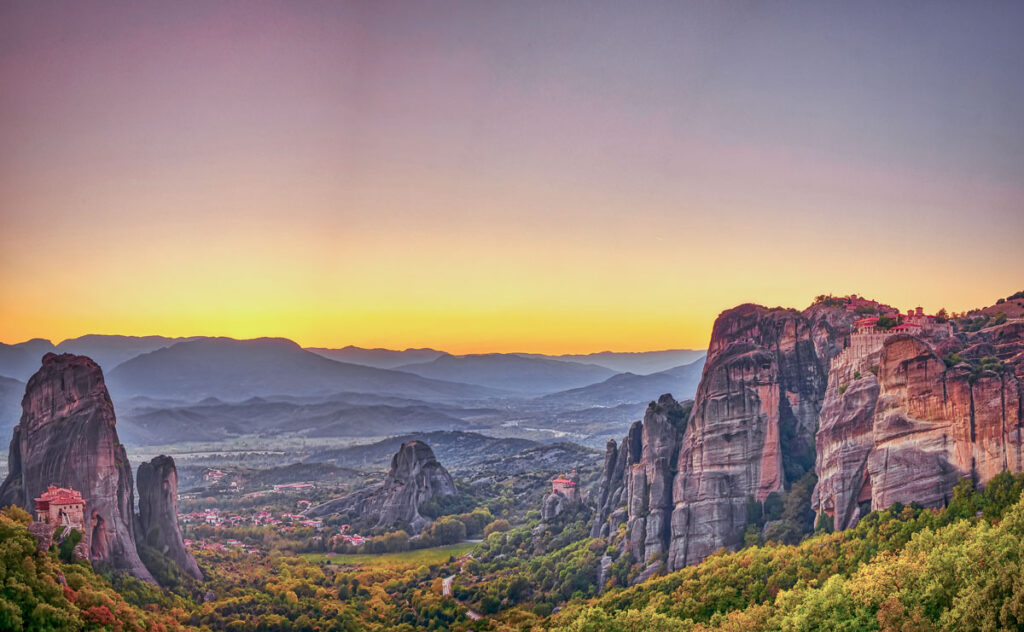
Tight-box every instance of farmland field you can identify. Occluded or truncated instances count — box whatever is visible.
[300,541,476,568]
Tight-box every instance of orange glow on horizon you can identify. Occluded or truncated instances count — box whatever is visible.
[2,3,1021,355]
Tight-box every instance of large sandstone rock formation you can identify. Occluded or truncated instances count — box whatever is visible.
[592,304,854,572]
[669,304,849,567]
[137,455,203,581]
[591,395,690,564]
[592,297,1024,581]
[0,354,154,582]
[305,440,457,534]
[814,329,1024,530]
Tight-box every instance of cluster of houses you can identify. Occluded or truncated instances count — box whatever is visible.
[201,469,319,497]
[177,506,324,530]
[329,524,366,547]
[852,306,951,334]
[203,470,227,482]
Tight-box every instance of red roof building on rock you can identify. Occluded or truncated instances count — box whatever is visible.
[853,317,880,332]
[34,485,86,533]
[551,474,578,497]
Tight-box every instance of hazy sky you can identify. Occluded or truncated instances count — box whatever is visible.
[2,1,1022,353]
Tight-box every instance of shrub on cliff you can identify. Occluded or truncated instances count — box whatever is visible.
[876,315,898,329]
[813,295,847,308]
[57,529,83,563]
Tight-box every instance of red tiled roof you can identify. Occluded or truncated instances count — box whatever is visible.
[853,317,879,325]
[34,486,84,506]
[552,478,576,485]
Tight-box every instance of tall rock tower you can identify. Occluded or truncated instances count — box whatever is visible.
[0,353,155,582]
[137,455,203,581]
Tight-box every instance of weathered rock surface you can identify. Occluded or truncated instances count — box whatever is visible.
[592,297,1024,575]
[668,304,850,568]
[137,455,203,581]
[592,304,854,572]
[305,440,456,533]
[591,394,691,569]
[0,354,154,582]
[541,491,572,521]
[814,331,1024,529]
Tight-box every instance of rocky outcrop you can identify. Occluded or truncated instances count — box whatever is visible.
[814,332,1024,530]
[541,491,574,521]
[541,470,582,522]
[592,297,1024,576]
[590,420,642,540]
[305,440,456,534]
[0,354,154,582]
[592,304,854,573]
[137,455,203,581]
[668,304,850,568]
[591,394,691,569]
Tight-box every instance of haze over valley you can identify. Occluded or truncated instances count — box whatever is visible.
[0,336,707,484]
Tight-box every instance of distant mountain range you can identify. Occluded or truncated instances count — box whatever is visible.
[104,337,501,402]
[0,335,196,381]
[305,346,446,369]
[521,349,707,375]
[0,335,705,398]
[306,346,706,375]
[539,357,706,408]
[393,353,619,395]
[0,335,707,447]
[116,395,482,445]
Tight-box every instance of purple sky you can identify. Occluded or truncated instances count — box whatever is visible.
[2,1,1023,351]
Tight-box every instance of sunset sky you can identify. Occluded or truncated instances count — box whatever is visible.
[2,1,1023,354]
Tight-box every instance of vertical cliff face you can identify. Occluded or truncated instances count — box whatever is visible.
[0,354,154,582]
[591,395,690,567]
[668,304,848,568]
[814,330,1024,530]
[590,420,642,539]
[593,298,1024,578]
[137,455,203,581]
[592,304,852,573]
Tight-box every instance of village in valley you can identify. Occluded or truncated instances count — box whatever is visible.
[173,468,373,556]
